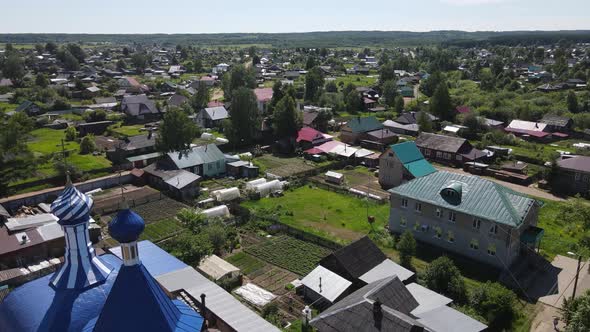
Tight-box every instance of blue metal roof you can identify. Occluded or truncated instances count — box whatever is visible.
[89,264,203,332]
[108,209,146,243]
[0,241,196,332]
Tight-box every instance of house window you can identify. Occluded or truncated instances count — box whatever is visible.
[456,155,462,161]
[575,172,581,180]
[400,218,407,227]
[470,239,479,250]
[436,151,443,158]
[388,152,394,157]
[473,219,481,230]
[487,244,497,256]
[489,224,498,235]
[447,231,455,243]
[401,198,408,208]
[448,211,456,223]
[216,161,221,169]
[421,224,429,232]
[444,153,451,160]
[424,149,431,156]
[436,208,442,218]
[434,227,442,239]
[415,202,422,213]
[208,163,213,171]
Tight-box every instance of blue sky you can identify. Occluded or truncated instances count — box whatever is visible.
[1,0,589,33]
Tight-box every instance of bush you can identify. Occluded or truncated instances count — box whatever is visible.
[422,256,467,303]
[469,281,517,330]
[79,135,96,154]
[396,230,416,268]
[65,126,77,141]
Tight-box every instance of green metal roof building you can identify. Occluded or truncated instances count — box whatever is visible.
[379,141,436,189]
[388,170,542,268]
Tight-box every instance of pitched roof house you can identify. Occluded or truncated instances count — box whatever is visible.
[340,116,383,144]
[253,88,273,113]
[540,114,573,133]
[554,155,590,195]
[195,106,229,128]
[162,143,226,178]
[121,95,160,120]
[415,133,485,166]
[379,141,437,189]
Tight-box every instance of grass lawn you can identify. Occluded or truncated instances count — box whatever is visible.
[0,102,17,113]
[536,198,586,260]
[24,128,111,179]
[253,154,319,178]
[225,252,266,275]
[139,218,185,242]
[334,74,378,88]
[109,123,145,137]
[243,186,390,242]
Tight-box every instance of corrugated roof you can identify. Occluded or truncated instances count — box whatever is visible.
[166,144,225,169]
[391,141,424,164]
[203,106,228,121]
[359,259,414,284]
[157,267,280,332]
[406,283,452,316]
[198,255,240,281]
[301,266,352,303]
[346,116,383,133]
[389,171,536,227]
[417,305,487,332]
[415,132,467,154]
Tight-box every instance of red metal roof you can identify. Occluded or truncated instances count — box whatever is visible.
[297,127,324,143]
[456,106,471,114]
[504,128,550,138]
[254,88,273,102]
[304,148,324,155]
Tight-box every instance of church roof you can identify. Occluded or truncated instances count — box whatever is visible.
[50,179,93,225]
[0,242,202,332]
[108,209,145,243]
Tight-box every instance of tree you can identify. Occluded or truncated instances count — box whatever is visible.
[45,42,57,54]
[66,44,86,63]
[417,111,433,132]
[156,108,199,156]
[165,232,212,266]
[224,87,259,146]
[379,62,396,83]
[396,230,416,268]
[204,222,227,255]
[469,282,517,330]
[305,56,317,70]
[222,64,256,100]
[325,81,338,93]
[79,135,96,155]
[490,58,504,77]
[83,109,107,122]
[394,95,405,113]
[423,256,467,302]
[314,109,332,133]
[190,84,210,111]
[0,113,36,195]
[35,73,48,88]
[3,54,25,86]
[267,81,285,113]
[344,89,362,114]
[273,95,301,138]
[131,53,148,73]
[568,91,579,113]
[65,126,78,141]
[192,58,203,73]
[462,112,484,139]
[563,290,590,332]
[176,208,206,233]
[116,59,127,70]
[420,71,443,97]
[429,82,454,122]
[304,67,325,102]
[382,80,398,107]
[62,51,80,71]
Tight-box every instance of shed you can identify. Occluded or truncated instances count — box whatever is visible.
[325,171,344,185]
[197,255,240,281]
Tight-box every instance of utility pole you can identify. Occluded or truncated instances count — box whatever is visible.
[573,254,582,300]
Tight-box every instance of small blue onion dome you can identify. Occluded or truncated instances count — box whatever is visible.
[108,209,145,243]
[51,178,93,225]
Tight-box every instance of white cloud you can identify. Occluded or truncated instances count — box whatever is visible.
[439,0,510,5]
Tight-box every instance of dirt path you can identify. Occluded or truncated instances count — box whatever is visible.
[435,165,565,202]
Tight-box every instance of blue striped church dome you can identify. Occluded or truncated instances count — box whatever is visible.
[108,209,145,243]
[51,180,93,225]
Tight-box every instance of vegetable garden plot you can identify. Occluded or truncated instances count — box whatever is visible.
[244,235,332,276]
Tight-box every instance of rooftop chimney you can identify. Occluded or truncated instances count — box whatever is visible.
[373,298,383,330]
[200,293,207,317]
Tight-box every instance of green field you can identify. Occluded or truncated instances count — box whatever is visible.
[225,252,266,275]
[24,128,111,179]
[333,74,378,88]
[536,198,587,259]
[244,235,332,276]
[243,186,389,242]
